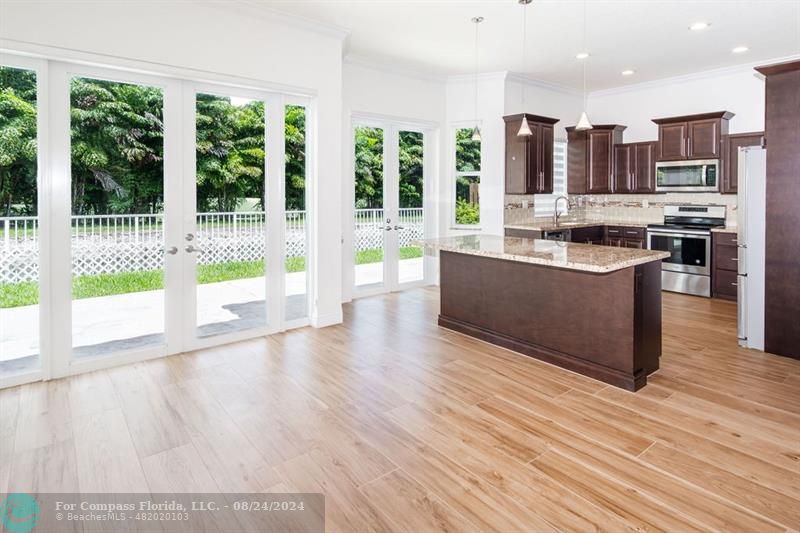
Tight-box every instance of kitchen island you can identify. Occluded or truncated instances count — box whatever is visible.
[423,235,670,391]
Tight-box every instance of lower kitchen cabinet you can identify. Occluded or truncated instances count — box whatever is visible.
[606,226,645,248]
[570,226,605,245]
[713,231,738,300]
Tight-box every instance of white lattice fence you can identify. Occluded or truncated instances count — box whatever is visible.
[1,209,423,284]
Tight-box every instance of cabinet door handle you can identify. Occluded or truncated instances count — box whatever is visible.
[731,282,738,286]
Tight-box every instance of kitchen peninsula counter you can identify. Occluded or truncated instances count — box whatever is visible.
[422,235,669,391]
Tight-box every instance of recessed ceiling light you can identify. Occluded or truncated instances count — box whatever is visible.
[732,46,750,54]
[689,21,710,31]
[576,52,590,60]
[621,70,635,76]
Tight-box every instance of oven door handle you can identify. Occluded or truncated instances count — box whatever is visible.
[647,229,711,238]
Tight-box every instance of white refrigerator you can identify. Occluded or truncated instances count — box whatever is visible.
[737,146,766,350]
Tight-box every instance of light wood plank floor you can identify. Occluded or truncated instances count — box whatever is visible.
[2,289,800,532]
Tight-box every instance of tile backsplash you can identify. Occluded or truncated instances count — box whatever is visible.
[504,193,738,227]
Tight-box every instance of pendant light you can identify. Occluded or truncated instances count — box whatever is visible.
[575,0,593,131]
[471,16,483,141]
[517,0,533,137]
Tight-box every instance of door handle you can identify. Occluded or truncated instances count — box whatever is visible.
[393,225,405,231]
[165,246,178,255]
[384,226,393,231]
[185,245,204,254]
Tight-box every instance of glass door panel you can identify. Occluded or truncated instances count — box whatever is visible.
[284,104,308,321]
[397,131,424,285]
[69,76,166,358]
[0,65,41,376]
[353,126,385,289]
[194,93,267,338]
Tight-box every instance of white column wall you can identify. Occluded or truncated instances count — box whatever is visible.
[586,66,769,141]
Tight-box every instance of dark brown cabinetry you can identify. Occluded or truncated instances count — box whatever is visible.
[570,226,604,245]
[606,226,645,248]
[567,125,626,194]
[721,132,764,194]
[755,60,800,359]
[504,114,559,194]
[653,112,734,161]
[712,232,738,301]
[613,142,657,193]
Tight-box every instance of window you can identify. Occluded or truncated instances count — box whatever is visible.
[454,127,480,226]
[534,140,568,217]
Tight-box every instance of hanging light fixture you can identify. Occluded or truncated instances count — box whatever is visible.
[471,16,483,141]
[517,0,533,137]
[575,0,593,130]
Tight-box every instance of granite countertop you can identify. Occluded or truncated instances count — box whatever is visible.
[711,226,738,233]
[504,218,652,231]
[421,235,670,274]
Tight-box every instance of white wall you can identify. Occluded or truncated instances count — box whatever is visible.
[0,0,346,326]
[504,78,583,140]
[587,66,767,142]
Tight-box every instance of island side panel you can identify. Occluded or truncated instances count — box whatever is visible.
[438,250,655,390]
[634,261,663,376]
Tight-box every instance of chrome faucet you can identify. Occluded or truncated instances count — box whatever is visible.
[553,196,569,226]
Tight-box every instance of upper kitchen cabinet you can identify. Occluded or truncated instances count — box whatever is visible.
[721,132,764,194]
[652,111,734,161]
[614,141,657,193]
[504,114,559,194]
[567,125,626,194]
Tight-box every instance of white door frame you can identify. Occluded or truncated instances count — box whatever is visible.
[347,113,436,300]
[48,61,184,378]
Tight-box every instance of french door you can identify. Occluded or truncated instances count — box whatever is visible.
[0,55,312,387]
[351,119,431,297]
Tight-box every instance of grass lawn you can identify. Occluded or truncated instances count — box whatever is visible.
[0,247,423,308]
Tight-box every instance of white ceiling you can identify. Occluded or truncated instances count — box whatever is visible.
[256,0,800,91]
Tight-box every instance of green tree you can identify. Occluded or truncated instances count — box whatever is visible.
[195,94,264,212]
[399,131,423,208]
[70,77,164,215]
[354,126,383,208]
[285,105,306,210]
[0,66,37,216]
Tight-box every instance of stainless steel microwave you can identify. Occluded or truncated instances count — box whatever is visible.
[655,159,719,192]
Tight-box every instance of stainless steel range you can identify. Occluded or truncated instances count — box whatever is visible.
[647,205,726,297]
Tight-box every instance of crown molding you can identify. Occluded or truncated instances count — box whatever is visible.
[226,1,350,41]
[344,54,448,83]
[588,54,800,98]
[505,72,582,96]
[447,71,510,84]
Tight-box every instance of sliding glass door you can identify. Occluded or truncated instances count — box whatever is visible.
[352,120,429,296]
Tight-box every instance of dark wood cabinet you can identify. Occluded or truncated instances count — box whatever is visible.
[653,112,733,162]
[755,60,800,359]
[721,132,764,194]
[567,125,626,194]
[712,231,738,301]
[606,226,645,248]
[657,122,688,161]
[613,145,633,193]
[504,114,559,194]
[613,142,657,193]
[633,142,657,192]
[570,226,604,245]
